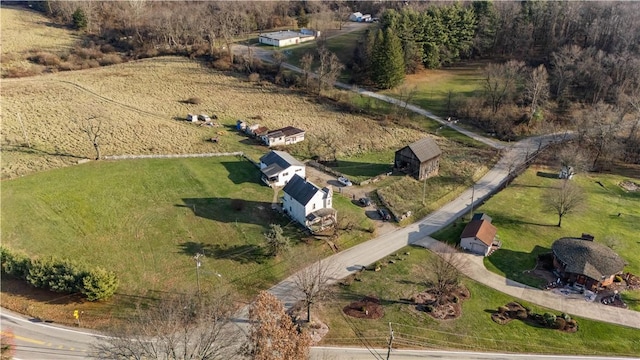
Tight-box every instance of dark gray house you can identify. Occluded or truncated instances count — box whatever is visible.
[394,137,442,181]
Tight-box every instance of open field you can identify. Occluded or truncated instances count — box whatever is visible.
[382,63,486,117]
[317,246,640,356]
[1,156,375,325]
[1,56,431,179]
[0,6,79,76]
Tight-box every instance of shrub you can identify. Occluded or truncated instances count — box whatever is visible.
[1,329,15,360]
[74,46,103,60]
[72,8,87,30]
[248,72,260,82]
[29,52,61,66]
[98,53,123,66]
[516,309,528,320]
[100,44,116,53]
[543,312,557,327]
[5,66,44,78]
[425,305,434,312]
[1,247,29,279]
[554,317,567,330]
[27,257,82,293]
[497,306,509,314]
[81,268,119,301]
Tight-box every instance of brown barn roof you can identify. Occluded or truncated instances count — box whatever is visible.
[552,237,626,281]
[460,220,497,246]
[266,126,305,139]
[407,138,441,162]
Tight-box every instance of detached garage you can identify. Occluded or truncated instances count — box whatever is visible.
[460,219,498,256]
[258,30,319,47]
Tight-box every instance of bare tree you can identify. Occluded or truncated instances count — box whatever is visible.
[523,64,550,120]
[543,179,585,227]
[573,103,626,171]
[300,52,314,91]
[425,243,467,306]
[316,46,344,96]
[396,85,419,118]
[293,260,334,322]
[245,291,311,360]
[93,294,240,360]
[80,116,102,160]
[482,60,525,113]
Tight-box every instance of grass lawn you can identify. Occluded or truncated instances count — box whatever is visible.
[432,164,640,294]
[1,157,374,316]
[382,62,486,118]
[317,246,640,356]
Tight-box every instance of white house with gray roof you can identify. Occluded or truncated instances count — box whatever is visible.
[259,150,305,187]
[282,174,336,232]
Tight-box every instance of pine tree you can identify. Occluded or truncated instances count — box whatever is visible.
[372,28,405,89]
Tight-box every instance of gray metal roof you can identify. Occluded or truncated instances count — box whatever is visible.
[282,174,321,206]
[266,126,305,139]
[259,30,303,41]
[260,151,303,177]
[406,137,442,162]
[552,237,627,280]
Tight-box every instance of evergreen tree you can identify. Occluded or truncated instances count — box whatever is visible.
[372,28,405,89]
[72,8,87,30]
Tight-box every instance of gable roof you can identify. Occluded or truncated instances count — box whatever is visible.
[460,220,497,246]
[472,213,492,223]
[283,174,322,206]
[552,237,626,281]
[406,137,442,162]
[260,151,303,177]
[266,126,305,139]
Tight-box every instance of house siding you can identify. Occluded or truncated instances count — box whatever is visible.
[394,147,440,181]
[461,236,490,256]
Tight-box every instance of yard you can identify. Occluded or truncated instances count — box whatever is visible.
[317,246,640,356]
[432,162,640,303]
[0,156,375,327]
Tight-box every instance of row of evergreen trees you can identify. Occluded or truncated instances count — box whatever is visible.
[1,247,119,301]
[352,4,477,89]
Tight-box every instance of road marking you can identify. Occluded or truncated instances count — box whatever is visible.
[12,334,45,345]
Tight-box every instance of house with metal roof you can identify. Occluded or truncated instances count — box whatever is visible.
[460,219,498,256]
[282,174,336,232]
[258,29,319,47]
[259,150,305,187]
[261,126,305,147]
[394,137,442,181]
[552,236,627,292]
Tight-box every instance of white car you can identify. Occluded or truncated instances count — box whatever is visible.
[337,176,352,187]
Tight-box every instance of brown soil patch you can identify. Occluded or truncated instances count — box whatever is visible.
[412,286,470,320]
[343,296,384,320]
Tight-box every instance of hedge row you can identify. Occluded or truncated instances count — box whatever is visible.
[0,247,118,301]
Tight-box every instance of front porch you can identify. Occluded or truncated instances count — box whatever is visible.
[306,208,337,233]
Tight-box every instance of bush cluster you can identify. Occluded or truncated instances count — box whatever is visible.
[0,247,118,301]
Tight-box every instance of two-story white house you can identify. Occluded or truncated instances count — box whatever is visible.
[282,174,336,232]
[259,151,305,187]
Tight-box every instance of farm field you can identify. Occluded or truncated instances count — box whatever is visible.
[0,156,375,325]
[1,56,430,180]
[432,163,640,303]
[317,246,640,357]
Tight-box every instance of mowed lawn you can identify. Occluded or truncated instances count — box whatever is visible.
[318,246,640,356]
[1,156,374,302]
[433,165,640,290]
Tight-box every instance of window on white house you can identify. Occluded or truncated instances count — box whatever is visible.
[313,204,316,210]
[295,168,301,172]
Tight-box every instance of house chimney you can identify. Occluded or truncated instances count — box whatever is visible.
[581,233,594,241]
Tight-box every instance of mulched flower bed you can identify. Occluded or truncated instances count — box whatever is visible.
[413,286,470,320]
[343,296,384,320]
[491,302,578,333]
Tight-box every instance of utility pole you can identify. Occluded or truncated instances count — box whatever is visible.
[468,184,475,220]
[193,253,204,298]
[386,322,394,360]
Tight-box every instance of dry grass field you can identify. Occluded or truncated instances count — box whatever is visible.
[2,56,425,179]
[0,6,78,76]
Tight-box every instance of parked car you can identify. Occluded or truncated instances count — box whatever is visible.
[358,197,371,207]
[337,176,352,187]
[377,208,391,221]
